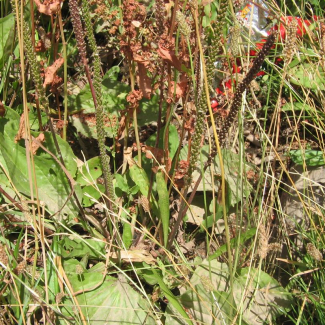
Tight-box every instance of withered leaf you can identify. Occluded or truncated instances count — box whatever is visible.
[158,45,183,71]
[33,0,61,15]
[109,249,156,265]
[15,113,26,143]
[137,63,152,99]
[31,133,45,155]
[43,57,64,87]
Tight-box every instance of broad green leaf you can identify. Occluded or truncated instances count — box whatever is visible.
[76,156,103,186]
[179,145,252,206]
[115,178,139,197]
[138,94,163,126]
[122,222,132,249]
[208,228,256,261]
[146,124,180,161]
[68,84,94,113]
[0,135,81,221]
[69,110,119,139]
[190,259,229,291]
[0,13,16,70]
[199,180,232,232]
[82,184,105,207]
[128,163,160,217]
[281,102,325,119]
[68,67,129,138]
[202,2,218,28]
[135,263,162,286]
[0,105,20,138]
[63,259,106,291]
[115,173,129,193]
[156,169,170,246]
[61,272,157,324]
[172,286,232,325]
[288,63,325,90]
[102,65,120,81]
[79,252,90,270]
[29,109,48,131]
[282,102,313,112]
[68,67,129,115]
[39,132,81,217]
[200,204,224,232]
[129,184,140,195]
[129,164,150,197]
[152,268,193,325]
[60,237,106,259]
[233,268,293,325]
[165,260,230,325]
[41,132,78,178]
[0,107,81,222]
[289,149,325,167]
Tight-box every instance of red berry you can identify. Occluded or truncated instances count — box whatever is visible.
[224,79,233,89]
[211,99,219,109]
[256,71,266,77]
[232,64,241,73]
[215,87,223,95]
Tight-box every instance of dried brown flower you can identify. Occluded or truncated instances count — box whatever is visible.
[126,90,143,109]
[15,260,27,275]
[284,18,298,63]
[56,292,66,304]
[139,195,150,213]
[268,242,282,253]
[76,264,84,275]
[258,225,268,259]
[306,243,323,261]
[201,275,214,292]
[176,11,191,40]
[229,24,242,57]
[0,245,8,266]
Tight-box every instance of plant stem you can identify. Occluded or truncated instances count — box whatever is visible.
[58,10,68,141]
[81,0,117,229]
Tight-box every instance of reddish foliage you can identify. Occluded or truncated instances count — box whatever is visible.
[43,57,64,88]
[137,63,152,99]
[31,133,45,155]
[115,113,127,153]
[15,113,26,143]
[0,101,5,117]
[34,0,61,15]
[49,75,63,95]
[35,40,47,53]
[174,160,189,189]
[126,90,143,109]
[55,119,66,130]
[158,44,182,71]
[170,76,188,100]
[143,145,164,163]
